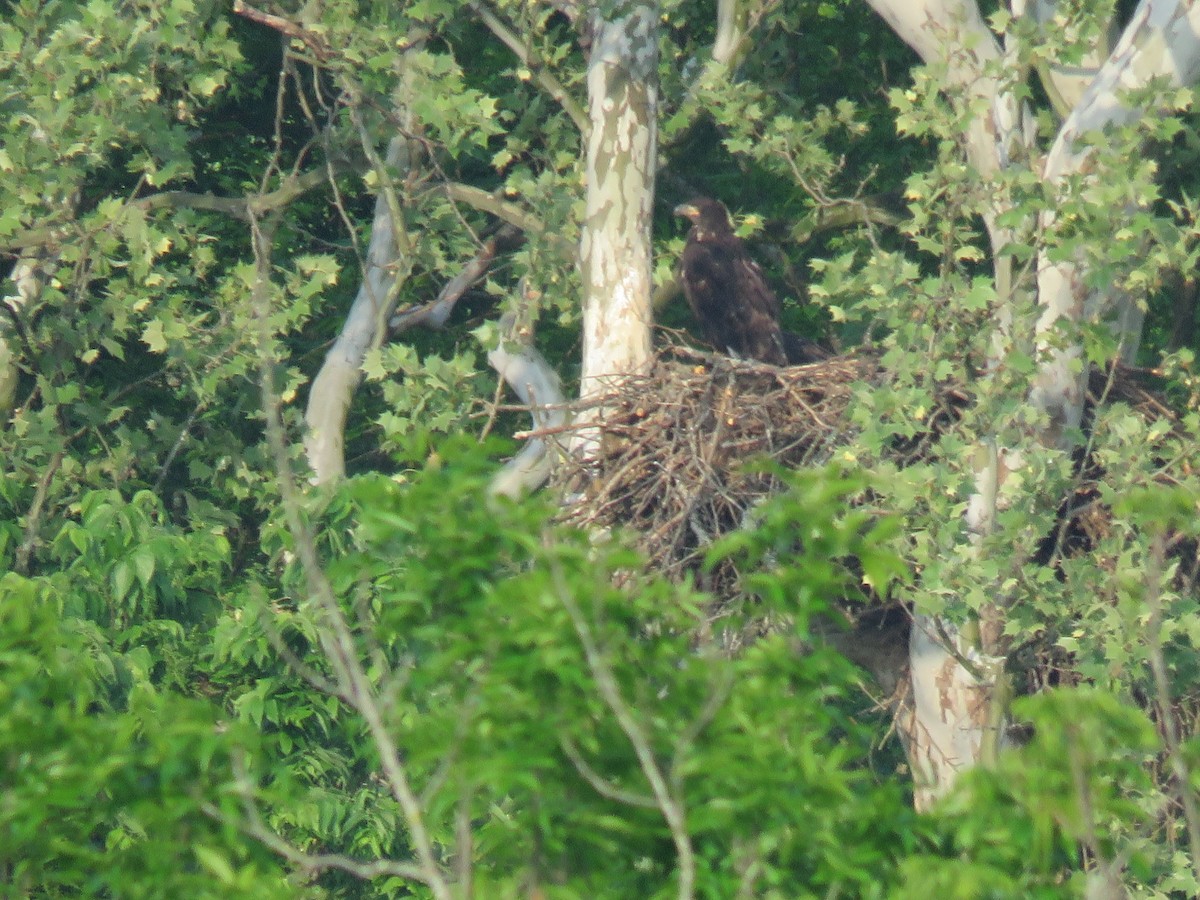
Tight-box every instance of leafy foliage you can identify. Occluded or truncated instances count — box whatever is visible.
[3,0,1200,897]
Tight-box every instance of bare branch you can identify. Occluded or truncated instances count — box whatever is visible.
[257,605,347,700]
[559,734,659,809]
[669,671,732,791]
[0,165,349,259]
[209,755,431,887]
[247,211,453,900]
[152,401,205,495]
[231,0,412,63]
[549,560,696,900]
[438,183,574,255]
[488,309,567,497]
[1146,533,1200,886]
[1026,0,1119,117]
[304,137,411,483]
[390,224,524,332]
[15,449,65,575]
[665,0,784,143]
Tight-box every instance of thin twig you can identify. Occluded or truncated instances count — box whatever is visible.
[1145,532,1200,886]
[669,669,733,790]
[247,212,453,900]
[15,448,65,575]
[549,560,696,900]
[257,604,346,699]
[389,225,523,333]
[207,753,431,885]
[467,0,588,133]
[559,735,659,809]
[146,166,346,222]
[153,402,205,495]
[438,183,574,255]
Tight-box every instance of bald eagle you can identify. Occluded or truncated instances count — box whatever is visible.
[674,198,826,366]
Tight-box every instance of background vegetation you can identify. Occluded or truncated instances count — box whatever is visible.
[2,0,1200,896]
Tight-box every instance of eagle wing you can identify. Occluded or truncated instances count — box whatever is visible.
[680,235,787,365]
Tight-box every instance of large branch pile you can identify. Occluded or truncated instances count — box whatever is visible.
[550,347,1187,609]
[558,349,886,598]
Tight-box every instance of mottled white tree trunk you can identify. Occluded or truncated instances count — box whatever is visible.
[1031,0,1200,442]
[867,0,1200,809]
[488,313,567,498]
[866,0,1033,809]
[0,255,43,418]
[304,136,411,485]
[472,2,661,489]
[578,3,659,408]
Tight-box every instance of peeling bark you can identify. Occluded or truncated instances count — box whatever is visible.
[903,616,1004,805]
[1032,0,1200,443]
[487,314,567,498]
[304,136,410,484]
[579,3,658,403]
[866,0,1034,809]
[865,0,1032,183]
[867,0,1200,808]
[390,225,524,334]
[867,0,1036,350]
[1028,0,1119,116]
[1,255,46,418]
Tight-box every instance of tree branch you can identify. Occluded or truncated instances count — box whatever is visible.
[389,224,524,332]
[1,165,349,258]
[487,310,567,497]
[15,448,65,575]
[559,734,659,809]
[304,134,412,483]
[1145,532,1200,887]
[664,0,783,145]
[437,183,574,255]
[248,213,453,900]
[549,560,696,900]
[231,0,334,61]
[145,165,346,220]
[210,754,432,886]
[467,0,588,133]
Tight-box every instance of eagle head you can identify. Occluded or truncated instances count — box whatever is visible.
[674,197,733,241]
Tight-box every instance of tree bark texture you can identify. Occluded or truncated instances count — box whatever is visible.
[0,255,45,418]
[1032,0,1200,443]
[488,314,567,498]
[304,136,410,484]
[867,0,1200,810]
[579,3,659,402]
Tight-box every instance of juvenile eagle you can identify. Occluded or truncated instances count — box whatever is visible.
[674,198,825,365]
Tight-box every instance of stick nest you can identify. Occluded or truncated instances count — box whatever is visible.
[554,346,1185,608]
[557,349,890,600]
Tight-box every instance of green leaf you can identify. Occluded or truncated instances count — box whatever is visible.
[142,319,168,353]
[193,845,235,884]
[111,560,133,602]
[133,548,156,590]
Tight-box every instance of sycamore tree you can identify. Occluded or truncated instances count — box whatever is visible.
[4,0,1200,897]
[861,0,1200,810]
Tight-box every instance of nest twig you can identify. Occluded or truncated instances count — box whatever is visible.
[554,349,881,597]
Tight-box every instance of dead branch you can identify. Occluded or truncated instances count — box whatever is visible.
[231,1,335,61]
[390,224,523,332]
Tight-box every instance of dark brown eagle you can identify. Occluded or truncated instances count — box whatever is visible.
[674,197,826,366]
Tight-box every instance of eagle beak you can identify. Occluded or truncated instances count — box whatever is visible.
[674,202,700,221]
